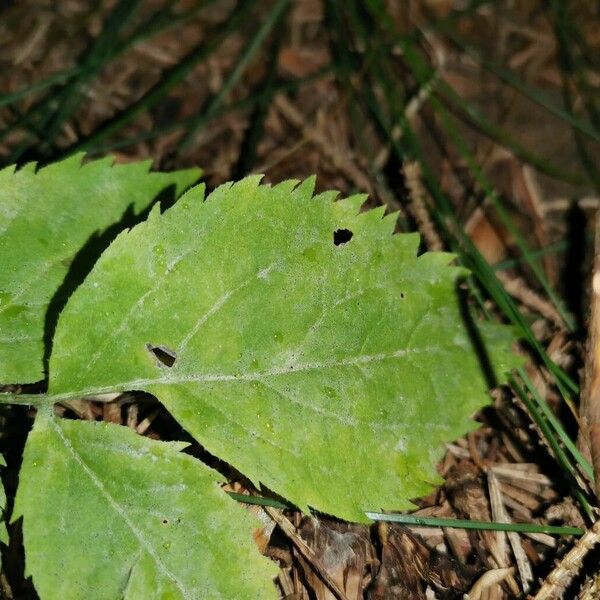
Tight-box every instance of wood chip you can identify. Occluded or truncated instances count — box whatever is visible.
[263,508,350,600]
[487,470,534,594]
[466,567,515,600]
[580,211,600,499]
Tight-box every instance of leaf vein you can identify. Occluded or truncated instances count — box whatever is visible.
[177,261,276,355]
[51,347,451,401]
[50,418,194,599]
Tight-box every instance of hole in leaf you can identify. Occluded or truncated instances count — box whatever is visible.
[146,344,177,368]
[333,229,353,245]
[43,184,183,379]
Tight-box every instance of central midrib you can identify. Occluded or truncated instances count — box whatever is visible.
[51,417,194,599]
[49,344,445,402]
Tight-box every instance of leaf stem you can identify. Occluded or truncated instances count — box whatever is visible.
[0,393,53,407]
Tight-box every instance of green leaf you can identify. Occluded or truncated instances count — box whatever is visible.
[0,154,200,384]
[49,176,518,521]
[14,410,278,600]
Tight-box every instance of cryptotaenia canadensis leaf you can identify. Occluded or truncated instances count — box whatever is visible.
[49,175,518,523]
[15,409,277,600]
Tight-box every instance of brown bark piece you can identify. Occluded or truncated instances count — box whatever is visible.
[369,523,469,599]
[264,508,352,600]
[295,518,375,600]
[580,214,600,497]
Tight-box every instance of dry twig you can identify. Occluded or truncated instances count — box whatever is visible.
[496,272,564,328]
[580,213,600,497]
[533,520,600,599]
[402,161,444,251]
